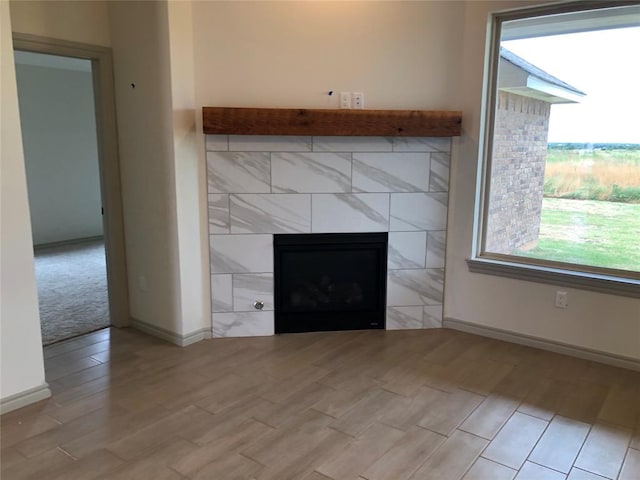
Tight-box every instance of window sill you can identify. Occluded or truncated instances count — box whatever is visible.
[467,257,640,298]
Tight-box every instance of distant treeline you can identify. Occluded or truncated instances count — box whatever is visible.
[548,143,640,150]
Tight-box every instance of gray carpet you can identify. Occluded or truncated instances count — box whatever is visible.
[34,238,110,345]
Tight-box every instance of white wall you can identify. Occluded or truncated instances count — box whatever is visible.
[166,1,209,337]
[2,0,110,410]
[189,0,639,359]
[446,0,640,360]
[192,1,465,109]
[16,62,103,245]
[0,1,48,407]
[107,0,183,335]
[4,0,637,382]
[9,0,110,47]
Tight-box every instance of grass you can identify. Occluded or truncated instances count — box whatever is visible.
[543,147,640,202]
[515,198,640,271]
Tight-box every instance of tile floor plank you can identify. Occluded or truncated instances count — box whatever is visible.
[514,461,566,480]
[3,328,639,480]
[459,393,520,440]
[481,411,548,470]
[574,422,632,479]
[461,457,517,480]
[362,426,447,480]
[618,447,640,480]
[315,422,404,480]
[408,429,488,480]
[528,415,590,474]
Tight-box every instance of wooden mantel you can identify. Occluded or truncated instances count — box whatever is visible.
[202,107,462,137]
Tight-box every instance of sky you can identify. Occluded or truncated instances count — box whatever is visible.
[502,26,640,144]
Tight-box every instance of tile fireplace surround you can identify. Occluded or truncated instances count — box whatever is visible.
[206,134,451,337]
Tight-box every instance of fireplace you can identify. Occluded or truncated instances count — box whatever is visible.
[274,233,387,333]
[205,131,451,338]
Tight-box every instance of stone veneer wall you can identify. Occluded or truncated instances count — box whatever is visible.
[206,134,451,337]
[486,91,549,254]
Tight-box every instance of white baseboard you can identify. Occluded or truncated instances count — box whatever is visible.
[444,317,640,372]
[34,235,104,251]
[0,383,51,415]
[131,319,211,347]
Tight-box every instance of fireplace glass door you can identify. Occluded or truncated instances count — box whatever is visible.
[274,233,387,334]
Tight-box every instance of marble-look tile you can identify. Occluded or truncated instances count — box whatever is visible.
[205,134,228,152]
[393,137,451,153]
[211,274,233,312]
[387,268,444,306]
[207,152,270,193]
[388,232,426,269]
[228,135,311,152]
[430,153,450,192]
[386,306,423,330]
[426,230,446,268]
[352,153,430,192]
[230,194,311,234]
[208,194,230,234]
[312,194,389,233]
[423,305,443,328]
[390,193,448,231]
[233,273,274,312]
[210,234,273,273]
[212,312,274,338]
[313,136,392,152]
[271,152,351,193]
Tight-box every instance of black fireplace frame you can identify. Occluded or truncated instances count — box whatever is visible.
[274,232,388,334]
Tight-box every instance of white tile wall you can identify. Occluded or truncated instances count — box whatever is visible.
[211,274,233,312]
[233,273,274,312]
[352,153,430,193]
[388,232,427,270]
[271,153,351,193]
[387,306,423,330]
[230,194,311,234]
[313,136,393,152]
[212,311,274,337]
[426,231,446,269]
[207,152,270,193]
[311,194,389,233]
[389,193,448,231]
[423,305,444,329]
[210,234,273,273]
[393,136,451,153]
[387,269,444,306]
[208,194,230,234]
[229,135,311,152]
[206,135,451,337]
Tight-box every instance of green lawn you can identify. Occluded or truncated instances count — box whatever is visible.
[515,198,640,272]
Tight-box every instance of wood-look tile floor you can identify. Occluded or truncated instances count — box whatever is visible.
[2,327,639,480]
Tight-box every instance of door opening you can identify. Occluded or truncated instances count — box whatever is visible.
[13,34,130,346]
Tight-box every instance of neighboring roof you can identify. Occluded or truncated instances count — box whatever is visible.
[500,47,586,96]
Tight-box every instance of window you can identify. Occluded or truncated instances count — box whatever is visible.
[470,1,640,296]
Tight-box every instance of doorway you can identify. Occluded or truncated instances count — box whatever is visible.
[13,34,130,343]
[15,50,109,344]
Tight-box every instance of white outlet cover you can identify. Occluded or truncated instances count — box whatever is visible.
[340,92,351,109]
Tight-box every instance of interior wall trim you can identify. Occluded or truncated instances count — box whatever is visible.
[444,317,640,372]
[0,383,51,415]
[131,319,211,347]
[12,32,130,328]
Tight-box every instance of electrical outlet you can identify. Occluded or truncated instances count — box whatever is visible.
[352,92,364,109]
[555,290,568,308]
[340,92,351,109]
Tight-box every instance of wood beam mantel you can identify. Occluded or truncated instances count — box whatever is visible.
[202,107,462,137]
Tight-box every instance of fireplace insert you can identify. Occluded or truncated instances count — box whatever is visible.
[274,233,387,334]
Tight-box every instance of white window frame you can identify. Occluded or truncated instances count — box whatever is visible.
[468,0,640,298]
